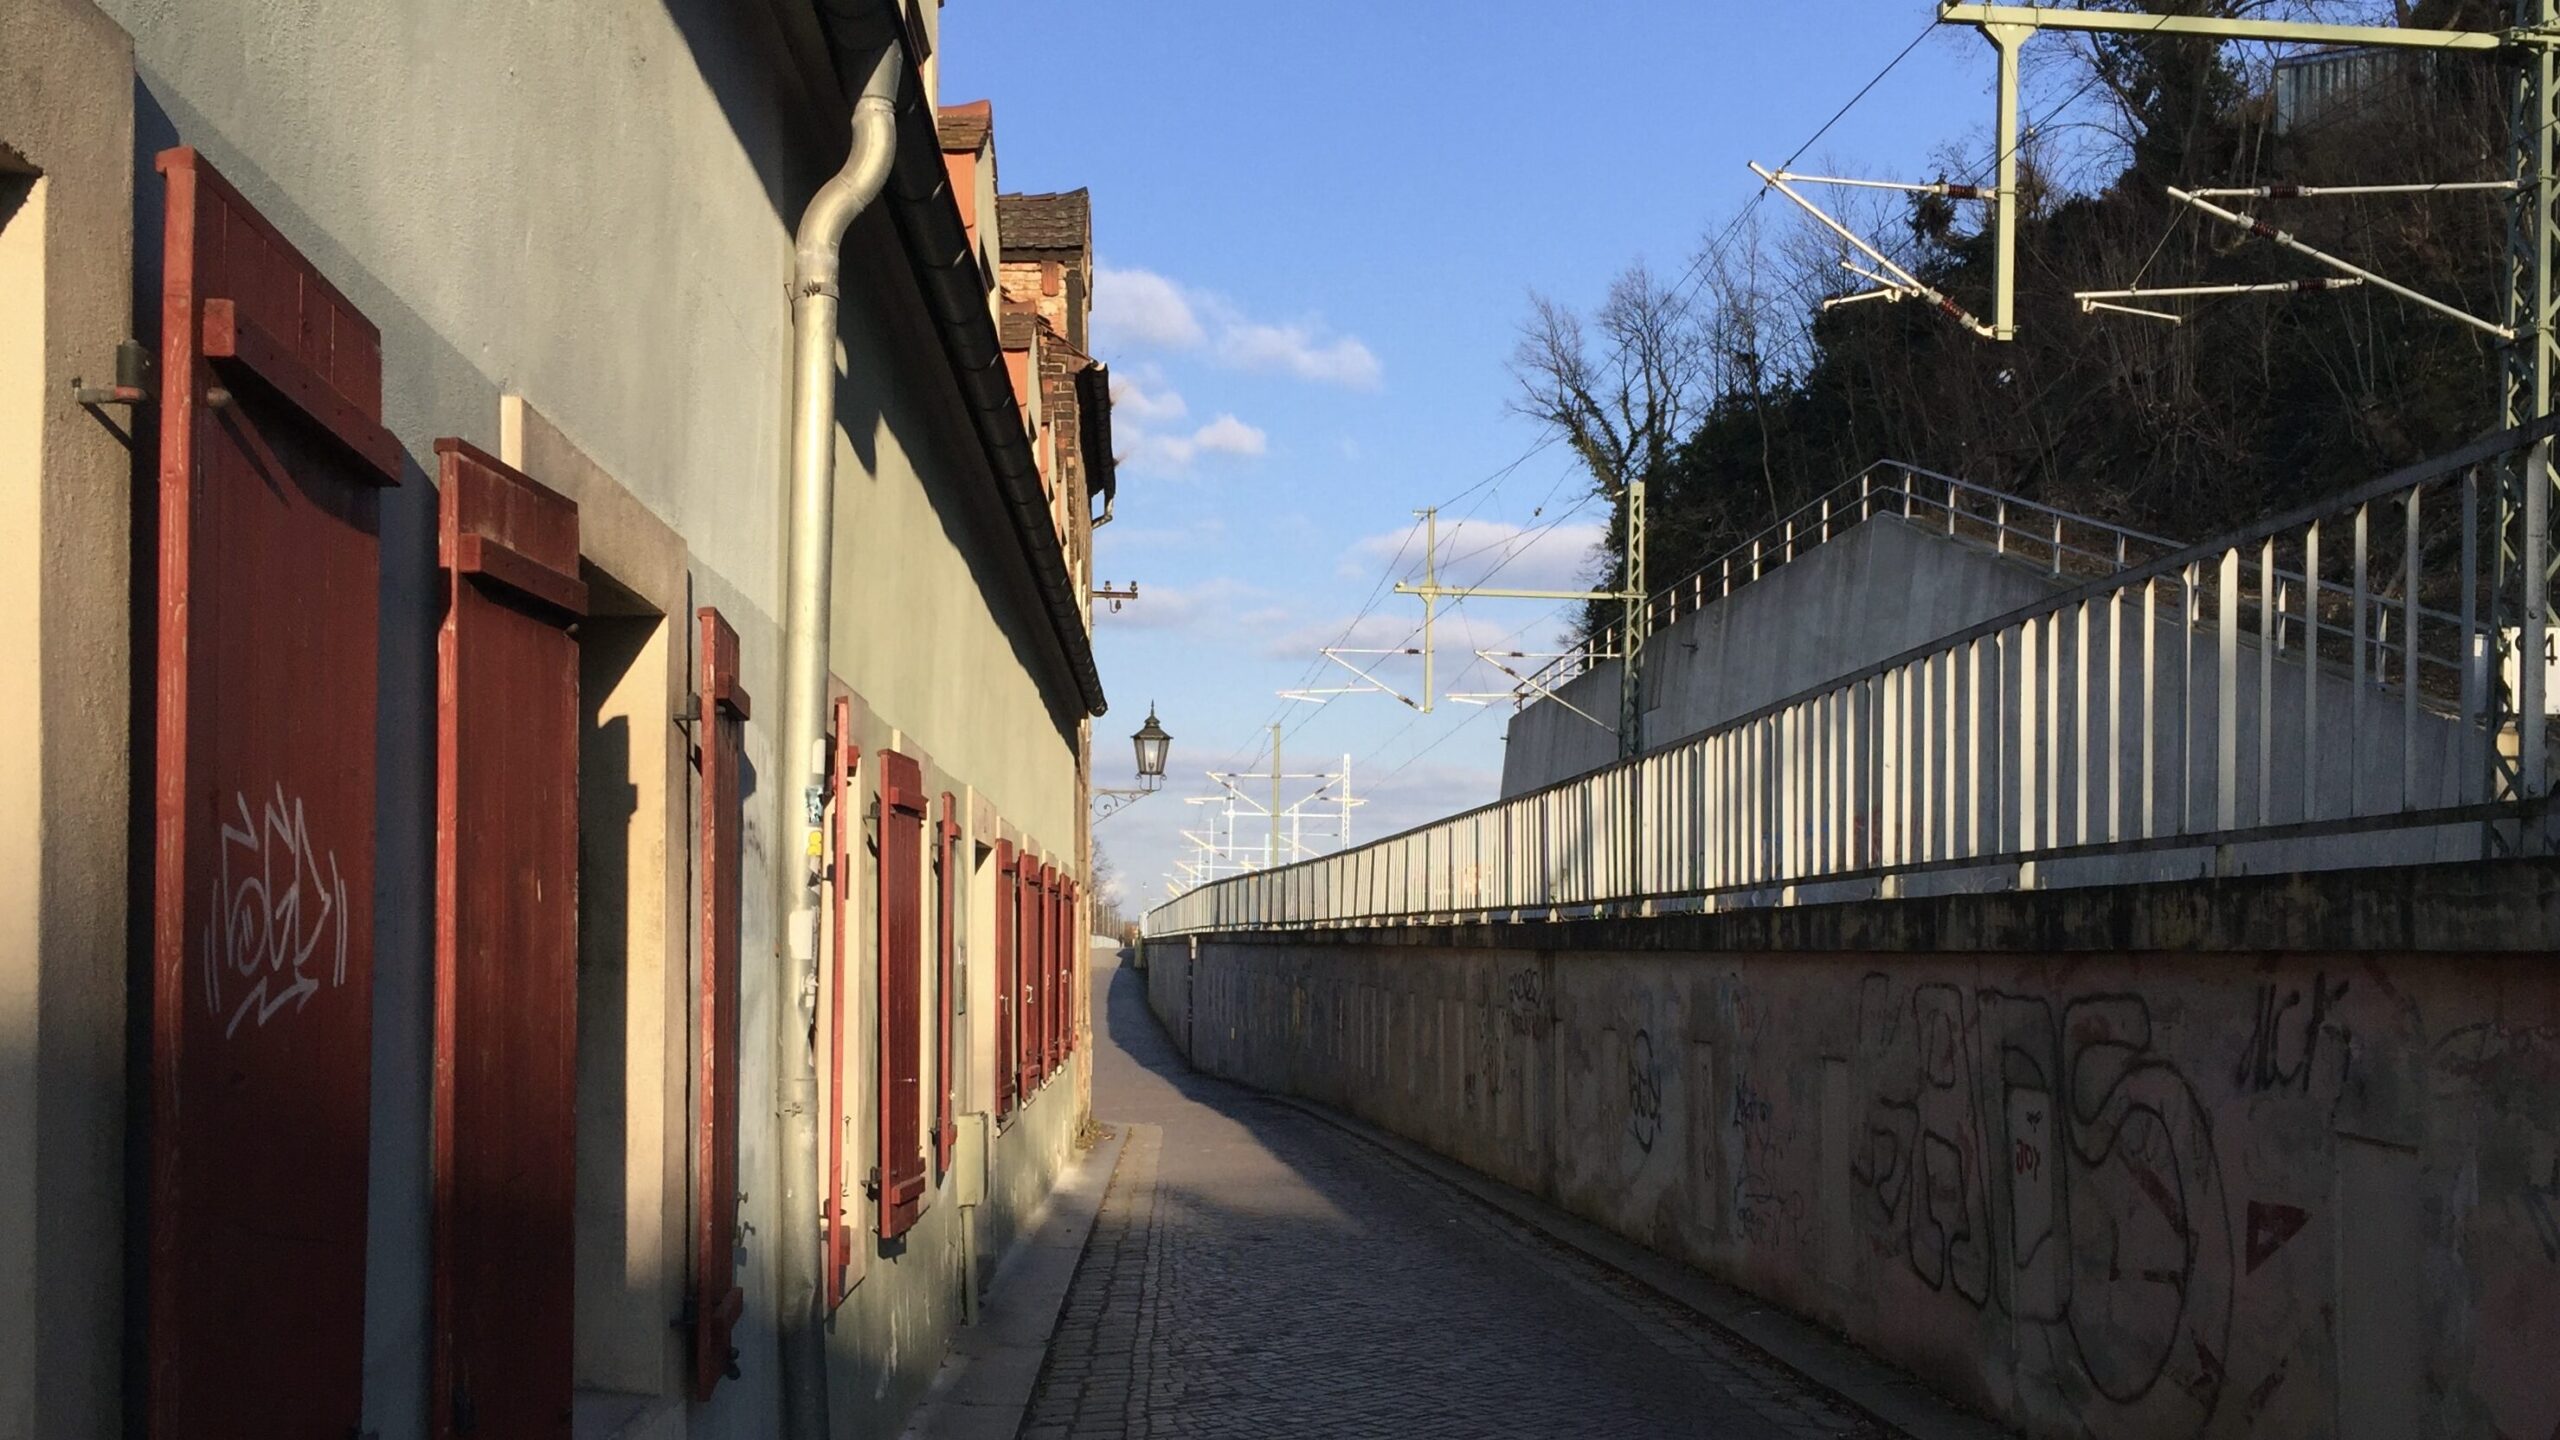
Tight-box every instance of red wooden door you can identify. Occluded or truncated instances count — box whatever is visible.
[876,751,929,1239]
[693,610,749,1399]
[432,438,585,1438]
[148,147,400,1440]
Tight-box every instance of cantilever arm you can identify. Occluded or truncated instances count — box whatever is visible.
[1751,162,1997,339]
[2167,186,2514,340]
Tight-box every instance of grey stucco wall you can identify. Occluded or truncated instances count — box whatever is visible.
[1146,865,2560,1440]
[827,1054,1085,1440]
[0,5,136,1437]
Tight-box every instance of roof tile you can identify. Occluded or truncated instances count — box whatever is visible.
[997,189,1090,255]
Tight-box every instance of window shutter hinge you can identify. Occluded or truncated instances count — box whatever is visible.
[72,339,155,407]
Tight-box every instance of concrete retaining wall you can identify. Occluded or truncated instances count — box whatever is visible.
[1145,863,2560,1440]
[1503,518,2070,796]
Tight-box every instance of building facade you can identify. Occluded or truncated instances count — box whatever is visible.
[0,1,1113,1436]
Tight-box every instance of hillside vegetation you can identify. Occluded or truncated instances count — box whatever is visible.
[1521,0,2516,643]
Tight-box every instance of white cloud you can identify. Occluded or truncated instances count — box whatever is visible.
[1093,264,1204,348]
[1094,577,1296,639]
[1340,516,1609,595]
[1095,515,1228,551]
[1093,260,1381,390]
[1108,368,1189,424]
[1351,757,1505,837]
[1218,321,1382,389]
[1119,413,1268,475]
[1262,609,1523,664]
[1096,576,1255,631]
[1190,414,1266,457]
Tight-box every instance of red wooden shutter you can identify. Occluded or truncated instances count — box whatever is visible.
[148,146,398,1440]
[1034,867,1051,1081]
[1016,862,1044,1099]
[993,840,1018,1119]
[692,609,750,1400]
[1043,864,1063,1078]
[1056,876,1072,1068]
[431,439,585,1439]
[876,750,929,1239]
[825,696,861,1305]
[1064,881,1080,1056]
[934,794,959,1171]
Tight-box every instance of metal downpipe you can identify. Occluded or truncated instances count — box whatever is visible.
[777,39,901,1440]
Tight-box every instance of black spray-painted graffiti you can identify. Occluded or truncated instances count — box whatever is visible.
[1717,973,1809,1248]
[1504,966,1545,1034]
[1852,974,2235,1431]
[2526,1156,2560,1263]
[1626,1028,1663,1153]
[1731,1077,1774,1129]
[2233,971,2350,1095]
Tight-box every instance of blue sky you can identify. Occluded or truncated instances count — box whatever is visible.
[938,2,2010,906]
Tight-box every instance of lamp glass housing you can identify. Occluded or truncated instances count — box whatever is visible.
[1131,706,1171,785]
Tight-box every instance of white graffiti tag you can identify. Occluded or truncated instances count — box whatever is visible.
[202,785,350,1038]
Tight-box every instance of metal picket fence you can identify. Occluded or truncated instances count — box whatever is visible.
[1149,424,2556,936]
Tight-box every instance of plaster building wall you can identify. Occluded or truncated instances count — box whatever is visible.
[0,5,136,1437]
[1147,864,2560,1440]
[2,0,1098,1436]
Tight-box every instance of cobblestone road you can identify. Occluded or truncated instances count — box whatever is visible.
[1020,950,1900,1440]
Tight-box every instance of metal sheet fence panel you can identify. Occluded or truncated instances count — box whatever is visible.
[149,147,394,1440]
[431,440,584,1439]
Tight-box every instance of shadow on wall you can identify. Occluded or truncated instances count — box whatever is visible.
[654,0,806,223]
[1080,957,1865,1439]
[1148,931,2560,1440]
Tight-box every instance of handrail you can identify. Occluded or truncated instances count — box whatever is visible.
[1150,420,2557,937]
[1517,460,2183,702]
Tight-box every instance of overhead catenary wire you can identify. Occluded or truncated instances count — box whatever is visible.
[1662,15,1948,312]
[1193,435,1568,784]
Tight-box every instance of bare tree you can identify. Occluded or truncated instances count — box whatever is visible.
[1509,262,1711,635]
[1088,843,1127,938]
[1510,262,1709,501]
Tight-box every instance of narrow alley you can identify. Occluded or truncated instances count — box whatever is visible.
[1018,950,1898,1440]
[16,5,2560,1438]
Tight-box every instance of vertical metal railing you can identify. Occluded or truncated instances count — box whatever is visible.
[1515,460,2185,697]
[1149,425,2556,937]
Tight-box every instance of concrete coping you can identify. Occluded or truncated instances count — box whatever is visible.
[1181,855,2560,957]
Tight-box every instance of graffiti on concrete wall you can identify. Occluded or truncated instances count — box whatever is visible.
[1626,1029,1663,1154]
[2233,972,2351,1096]
[1181,943,2560,1440]
[1851,974,2235,1431]
[1717,974,1808,1251]
[1503,966,1545,1033]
